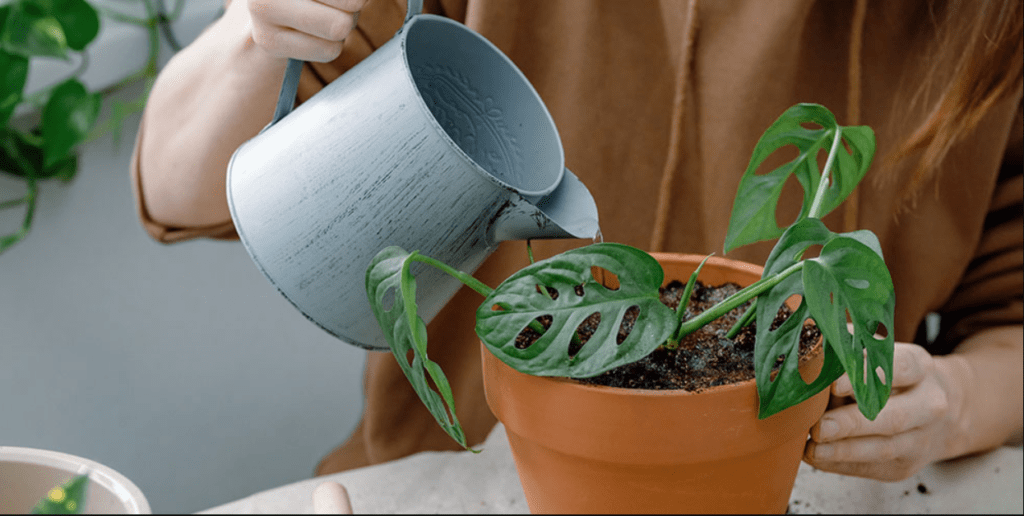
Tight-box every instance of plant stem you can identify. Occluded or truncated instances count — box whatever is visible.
[0,197,28,211]
[0,180,36,255]
[674,261,804,339]
[724,129,841,339]
[726,297,757,339]
[412,252,555,339]
[410,254,494,297]
[667,254,713,346]
[807,128,843,219]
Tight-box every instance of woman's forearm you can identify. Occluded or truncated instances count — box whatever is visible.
[138,0,287,228]
[940,324,1024,459]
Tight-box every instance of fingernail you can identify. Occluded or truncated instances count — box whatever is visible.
[818,418,839,440]
[812,443,833,460]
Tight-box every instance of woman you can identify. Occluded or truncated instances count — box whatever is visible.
[132,0,1022,482]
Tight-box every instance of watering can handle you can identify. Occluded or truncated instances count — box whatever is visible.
[269,0,424,126]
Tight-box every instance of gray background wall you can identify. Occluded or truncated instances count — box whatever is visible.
[0,33,369,516]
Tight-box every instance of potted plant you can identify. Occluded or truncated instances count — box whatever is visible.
[364,103,895,513]
[0,446,150,514]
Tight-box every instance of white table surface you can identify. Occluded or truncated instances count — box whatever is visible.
[199,424,1023,514]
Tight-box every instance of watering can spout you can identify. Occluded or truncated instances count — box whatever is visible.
[491,169,600,243]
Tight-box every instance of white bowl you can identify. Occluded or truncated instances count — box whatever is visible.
[0,446,150,514]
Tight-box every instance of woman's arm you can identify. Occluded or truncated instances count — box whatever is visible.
[136,0,365,231]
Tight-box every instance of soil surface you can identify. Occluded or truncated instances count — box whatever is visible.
[573,279,821,392]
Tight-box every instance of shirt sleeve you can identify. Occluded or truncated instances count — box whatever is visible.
[933,100,1024,353]
[131,0,460,243]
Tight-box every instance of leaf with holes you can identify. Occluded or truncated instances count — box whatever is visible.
[753,218,894,419]
[754,218,846,418]
[365,246,472,450]
[724,103,875,253]
[476,243,676,378]
[802,231,895,420]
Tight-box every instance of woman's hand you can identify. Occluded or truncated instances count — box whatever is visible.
[804,342,968,481]
[248,0,369,62]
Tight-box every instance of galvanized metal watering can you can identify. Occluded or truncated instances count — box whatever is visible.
[226,0,599,350]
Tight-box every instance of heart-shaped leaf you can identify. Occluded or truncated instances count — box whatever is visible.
[365,246,472,450]
[476,243,676,378]
[33,0,99,51]
[724,103,875,253]
[41,78,100,168]
[1,1,68,59]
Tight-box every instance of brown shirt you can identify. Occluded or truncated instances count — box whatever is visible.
[131,0,1023,473]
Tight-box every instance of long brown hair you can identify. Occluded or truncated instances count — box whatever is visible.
[885,0,1023,201]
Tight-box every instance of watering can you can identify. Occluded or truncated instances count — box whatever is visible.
[226,0,599,350]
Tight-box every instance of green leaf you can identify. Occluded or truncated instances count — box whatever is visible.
[802,232,895,420]
[724,103,875,253]
[33,0,100,51]
[365,246,472,450]
[0,127,41,177]
[1,1,68,59]
[753,218,894,419]
[32,474,87,514]
[476,243,676,378]
[1,127,78,180]
[0,49,29,126]
[754,219,843,418]
[41,78,100,168]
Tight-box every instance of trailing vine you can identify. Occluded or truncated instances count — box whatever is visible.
[0,0,185,255]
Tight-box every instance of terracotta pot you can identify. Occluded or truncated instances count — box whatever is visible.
[482,253,829,514]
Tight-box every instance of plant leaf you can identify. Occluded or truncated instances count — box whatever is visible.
[365,246,471,450]
[476,243,676,378]
[754,219,845,418]
[33,0,100,51]
[41,78,100,168]
[0,127,40,178]
[1,127,78,180]
[754,218,894,419]
[32,474,87,514]
[724,103,875,253]
[1,1,68,59]
[802,232,895,420]
[0,49,29,126]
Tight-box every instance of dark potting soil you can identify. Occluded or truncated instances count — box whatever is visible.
[572,279,821,392]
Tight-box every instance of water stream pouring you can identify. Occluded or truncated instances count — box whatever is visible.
[226,0,599,349]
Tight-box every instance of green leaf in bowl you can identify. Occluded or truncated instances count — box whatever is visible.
[32,474,87,514]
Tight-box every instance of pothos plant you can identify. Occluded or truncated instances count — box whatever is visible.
[366,103,896,450]
[0,0,184,255]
